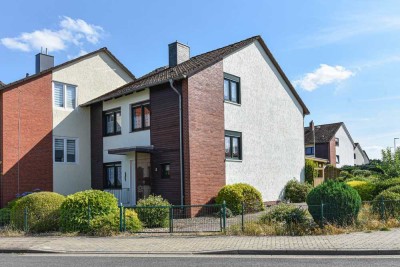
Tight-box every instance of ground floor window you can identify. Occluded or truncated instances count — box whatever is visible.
[54,137,77,163]
[104,162,122,189]
[225,130,242,160]
[305,147,314,155]
[161,163,170,179]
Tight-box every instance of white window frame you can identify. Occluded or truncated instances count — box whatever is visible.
[52,81,78,110]
[53,136,79,164]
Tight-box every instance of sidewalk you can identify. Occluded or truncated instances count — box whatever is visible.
[1,229,400,255]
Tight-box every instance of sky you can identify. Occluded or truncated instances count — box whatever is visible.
[1,0,400,159]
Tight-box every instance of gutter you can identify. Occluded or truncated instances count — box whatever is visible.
[169,79,184,206]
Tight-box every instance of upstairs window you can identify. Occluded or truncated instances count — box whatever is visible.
[54,137,77,163]
[103,108,122,136]
[224,73,240,104]
[53,82,77,109]
[225,131,242,160]
[132,103,150,131]
[335,138,339,146]
[336,155,340,164]
[354,153,356,159]
[104,162,122,189]
[305,147,314,155]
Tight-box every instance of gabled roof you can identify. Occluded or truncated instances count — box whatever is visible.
[0,48,135,91]
[305,122,355,145]
[82,35,310,115]
[0,81,5,88]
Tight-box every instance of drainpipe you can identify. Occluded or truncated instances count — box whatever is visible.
[169,79,184,206]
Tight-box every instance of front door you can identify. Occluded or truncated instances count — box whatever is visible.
[136,153,151,202]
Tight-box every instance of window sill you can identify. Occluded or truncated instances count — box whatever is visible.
[54,107,76,111]
[54,161,79,165]
[130,128,150,133]
[224,100,241,106]
[225,158,242,162]
[104,133,122,137]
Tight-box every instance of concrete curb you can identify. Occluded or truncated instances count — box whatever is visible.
[1,249,400,256]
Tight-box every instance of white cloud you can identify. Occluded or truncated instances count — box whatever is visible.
[363,145,385,160]
[293,64,354,91]
[0,16,103,52]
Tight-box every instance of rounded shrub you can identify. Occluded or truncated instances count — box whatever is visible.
[372,188,400,219]
[10,192,65,233]
[61,190,118,232]
[89,209,142,236]
[306,180,362,226]
[352,169,373,177]
[260,204,308,225]
[284,179,313,203]
[346,180,376,201]
[216,183,264,215]
[136,195,170,228]
[374,178,400,196]
[338,171,354,180]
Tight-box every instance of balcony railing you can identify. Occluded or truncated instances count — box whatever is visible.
[104,188,133,206]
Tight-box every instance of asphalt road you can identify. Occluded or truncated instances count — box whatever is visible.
[2,254,400,267]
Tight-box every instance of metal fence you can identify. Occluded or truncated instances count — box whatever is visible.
[2,199,400,234]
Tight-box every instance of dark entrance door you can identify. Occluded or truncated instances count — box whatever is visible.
[136,152,151,202]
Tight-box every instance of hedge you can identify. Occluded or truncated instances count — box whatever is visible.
[283,179,312,203]
[346,180,376,201]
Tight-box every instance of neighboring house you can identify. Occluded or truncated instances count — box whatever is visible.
[304,121,361,168]
[354,143,370,165]
[0,81,5,88]
[83,35,309,206]
[0,49,135,207]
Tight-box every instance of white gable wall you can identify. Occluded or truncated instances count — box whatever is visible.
[223,41,305,201]
[334,126,354,167]
[52,52,134,195]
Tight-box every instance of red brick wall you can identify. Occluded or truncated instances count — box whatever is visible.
[329,138,337,167]
[0,73,53,207]
[182,61,226,205]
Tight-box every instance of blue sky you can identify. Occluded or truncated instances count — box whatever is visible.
[1,0,400,159]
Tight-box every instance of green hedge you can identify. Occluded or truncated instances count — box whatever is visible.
[10,192,65,233]
[90,209,142,236]
[374,178,400,196]
[306,180,361,226]
[60,190,118,233]
[372,189,400,219]
[136,195,170,228]
[284,179,312,203]
[346,180,376,201]
[216,183,264,215]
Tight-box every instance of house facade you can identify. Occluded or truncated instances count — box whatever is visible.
[85,36,309,206]
[304,121,368,167]
[354,143,370,166]
[0,36,309,207]
[0,49,135,207]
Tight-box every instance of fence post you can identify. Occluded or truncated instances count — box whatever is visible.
[320,201,324,228]
[119,203,123,232]
[169,206,174,233]
[23,207,28,232]
[222,201,226,231]
[380,196,385,221]
[241,202,244,232]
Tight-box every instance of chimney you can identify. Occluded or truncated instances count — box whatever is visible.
[35,50,54,74]
[168,41,190,67]
[309,120,315,131]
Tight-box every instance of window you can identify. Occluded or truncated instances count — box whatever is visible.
[103,108,122,136]
[53,82,77,109]
[305,147,314,155]
[354,153,356,159]
[132,103,150,131]
[225,131,242,160]
[224,73,240,104]
[104,162,122,189]
[54,138,77,163]
[335,138,339,146]
[336,155,340,164]
[161,163,170,179]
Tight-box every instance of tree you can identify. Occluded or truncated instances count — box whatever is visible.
[379,148,400,178]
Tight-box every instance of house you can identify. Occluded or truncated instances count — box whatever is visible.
[0,49,135,207]
[304,121,366,168]
[0,35,309,207]
[354,143,370,165]
[83,35,309,206]
[0,81,5,88]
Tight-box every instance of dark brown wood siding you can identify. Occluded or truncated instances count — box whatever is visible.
[150,83,181,205]
[90,102,104,189]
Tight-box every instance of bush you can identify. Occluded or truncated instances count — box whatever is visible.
[215,207,233,218]
[346,180,376,201]
[374,178,400,195]
[306,180,362,226]
[136,195,170,228]
[260,204,308,225]
[216,183,264,215]
[352,169,373,177]
[0,208,11,226]
[284,179,312,203]
[372,190,400,219]
[89,209,142,236]
[338,171,354,180]
[10,192,65,233]
[305,159,317,184]
[61,190,118,232]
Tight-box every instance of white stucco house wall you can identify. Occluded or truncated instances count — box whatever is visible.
[354,143,370,166]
